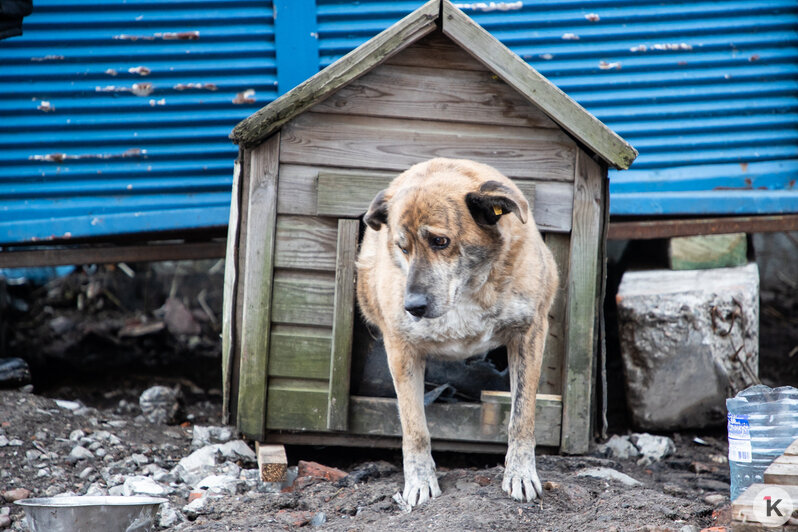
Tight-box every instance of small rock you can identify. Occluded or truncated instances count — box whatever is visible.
[0,435,8,447]
[159,502,181,528]
[139,386,182,424]
[8,439,22,447]
[108,485,125,496]
[131,453,150,466]
[79,467,94,479]
[188,490,205,503]
[689,461,718,474]
[2,488,31,502]
[69,429,85,442]
[310,512,326,527]
[218,440,256,464]
[630,433,675,466]
[49,316,73,335]
[663,482,688,496]
[85,483,107,496]
[597,434,640,460]
[0,515,10,529]
[455,479,479,491]
[704,493,727,506]
[183,494,220,520]
[123,476,167,497]
[55,399,81,411]
[576,467,641,487]
[474,474,492,487]
[194,474,243,495]
[191,426,234,449]
[274,509,314,527]
[69,446,93,461]
[543,481,560,490]
[25,450,42,461]
[297,460,348,483]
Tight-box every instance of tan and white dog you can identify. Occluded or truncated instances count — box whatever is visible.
[355,158,558,507]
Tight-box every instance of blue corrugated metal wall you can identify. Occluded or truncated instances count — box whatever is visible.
[0,0,275,243]
[2,1,796,244]
[317,0,798,216]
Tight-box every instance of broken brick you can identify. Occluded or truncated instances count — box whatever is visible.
[297,460,348,483]
[1,488,31,502]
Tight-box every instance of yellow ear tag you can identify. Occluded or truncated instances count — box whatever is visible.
[493,205,503,216]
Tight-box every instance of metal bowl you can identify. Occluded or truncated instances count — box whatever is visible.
[15,495,167,532]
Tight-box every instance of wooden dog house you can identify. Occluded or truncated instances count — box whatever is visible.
[222,0,637,454]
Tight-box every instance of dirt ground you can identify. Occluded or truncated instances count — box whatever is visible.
[0,383,732,531]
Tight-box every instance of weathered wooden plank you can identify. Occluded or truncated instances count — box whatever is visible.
[786,438,798,456]
[231,149,252,425]
[348,395,562,447]
[385,31,486,71]
[668,233,747,270]
[481,391,562,404]
[231,0,439,147]
[237,135,280,440]
[732,483,798,523]
[266,379,329,431]
[441,1,637,170]
[539,233,570,395]
[271,270,335,327]
[279,164,572,232]
[269,325,332,380]
[327,220,360,431]
[280,112,576,182]
[311,62,558,129]
[222,152,243,424]
[764,454,798,485]
[274,215,338,271]
[265,431,511,453]
[560,150,605,454]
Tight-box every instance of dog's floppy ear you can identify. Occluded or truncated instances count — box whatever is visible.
[466,180,529,226]
[364,188,390,230]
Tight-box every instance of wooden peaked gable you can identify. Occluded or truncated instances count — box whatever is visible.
[230,0,638,170]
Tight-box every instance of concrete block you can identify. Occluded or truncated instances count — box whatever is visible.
[668,233,747,270]
[616,263,759,430]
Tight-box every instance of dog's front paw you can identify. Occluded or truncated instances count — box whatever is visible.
[402,454,441,507]
[502,447,543,502]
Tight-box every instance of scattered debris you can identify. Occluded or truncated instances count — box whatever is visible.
[576,467,641,487]
[192,425,234,449]
[297,460,348,483]
[631,433,676,466]
[161,297,201,336]
[139,385,182,424]
[0,358,31,388]
[597,434,640,460]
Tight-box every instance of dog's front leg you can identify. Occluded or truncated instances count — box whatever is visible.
[385,337,440,507]
[503,321,547,502]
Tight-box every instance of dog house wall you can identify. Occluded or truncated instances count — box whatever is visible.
[225,7,621,455]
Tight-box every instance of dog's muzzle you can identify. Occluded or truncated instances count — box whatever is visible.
[404,292,429,318]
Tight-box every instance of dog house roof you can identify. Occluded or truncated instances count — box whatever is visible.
[230,0,638,170]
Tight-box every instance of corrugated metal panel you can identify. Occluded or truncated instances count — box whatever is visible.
[316,0,798,216]
[0,0,276,243]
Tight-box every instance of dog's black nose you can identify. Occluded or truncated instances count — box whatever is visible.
[404,293,428,318]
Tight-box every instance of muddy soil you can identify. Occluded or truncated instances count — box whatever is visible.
[0,384,732,531]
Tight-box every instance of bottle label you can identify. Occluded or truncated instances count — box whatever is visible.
[727,413,752,463]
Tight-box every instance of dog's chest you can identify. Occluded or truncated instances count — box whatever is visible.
[401,295,532,359]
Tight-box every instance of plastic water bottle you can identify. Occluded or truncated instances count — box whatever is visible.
[726,384,798,501]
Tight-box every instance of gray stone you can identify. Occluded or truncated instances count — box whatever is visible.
[130,453,149,466]
[703,493,727,506]
[617,263,759,430]
[69,429,85,442]
[122,476,168,497]
[310,512,327,527]
[108,485,125,496]
[597,435,640,460]
[159,503,181,528]
[8,439,22,447]
[183,494,221,520]
[576,467,641,487]
[630,433,675,466]
[191,426,234,449]
[0,436,8,447]
[173,445,221,486]
[218,440,256,464]
[194,474,243,495]
[139,386,181,424]
[85,482,107,496]
[25,450,42,462]
[78,467,93,480]
[68,446,93,461]
[54,399,81,411]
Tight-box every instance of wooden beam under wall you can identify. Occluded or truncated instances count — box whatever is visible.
[327,219,359,431]
[560,150,604,454]
[237,134,280,440]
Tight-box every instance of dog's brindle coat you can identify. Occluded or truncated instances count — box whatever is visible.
[356,158,558,508]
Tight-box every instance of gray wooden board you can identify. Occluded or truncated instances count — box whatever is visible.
[310,61,558,130]
[222,153,242,423]
[296,165,571,233]
[348,395,562,447]
[732,483,798,524]
[539,233,570,396]
[280,112,577,182]
[237,135,280,440]
[385,31,487,71]
[231,0,439,147]
[274,215,338,271]
[271,270,336,327]
[560,150,605,454]
[327,220,360,431]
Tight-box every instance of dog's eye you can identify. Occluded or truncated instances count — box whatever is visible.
[397,243,408,255]
[429,236,450,250]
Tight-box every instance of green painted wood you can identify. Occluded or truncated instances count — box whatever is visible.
[268,325,332,380]
[222,150,243,424]
[441,1,637,170]
[317,171,536,219]
[668,233,747,270]
[327,219,359,431]
[266,379,329,431]
[560,150,605,454]
[271,271,335,326]
[348,395,562,447]
[236,134,280,440]
[274,215,338,271]
[231,0,439,147]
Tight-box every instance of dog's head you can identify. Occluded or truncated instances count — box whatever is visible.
[364,159,528,319]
